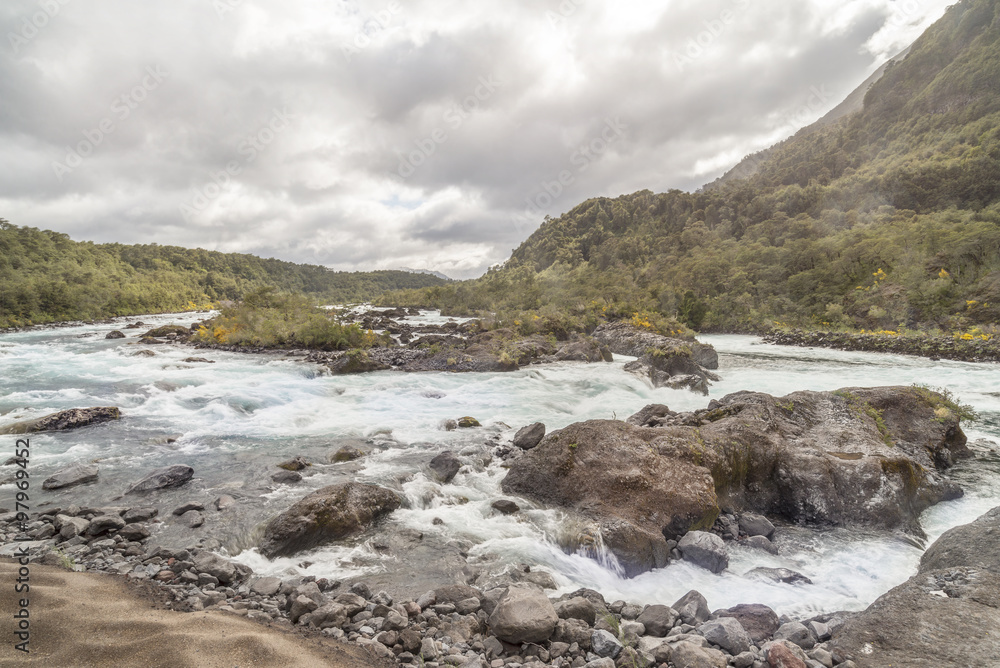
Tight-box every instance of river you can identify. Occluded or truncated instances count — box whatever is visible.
[1,312,998,618]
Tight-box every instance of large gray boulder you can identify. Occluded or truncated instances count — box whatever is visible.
[429,451,461,483]
[673,590,711,626]
[124,465,194,494]
[1,407,121,434]
[715,603,780,643]
[42,463,99,490]
[698,617,753,655]
[678,531,729,573]
[501,420,719,576]
[259,482,400,558]
[487,587,558,644]
[513,422,546,450]
[635,604,678,636]
[192,552,245,585]
[828,505,1000,668]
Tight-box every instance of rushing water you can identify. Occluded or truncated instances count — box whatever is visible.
[1,314,998,617]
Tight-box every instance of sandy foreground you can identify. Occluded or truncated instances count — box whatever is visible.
[0,561,389,667]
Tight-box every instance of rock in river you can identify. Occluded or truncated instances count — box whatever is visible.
[513,422,546,450]
[0,407,121,434]
[124,465,194,494]
[259,482,401,558]
[42,463,99,490]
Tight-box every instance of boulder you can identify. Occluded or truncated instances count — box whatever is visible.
[919,505,1000,574]
[766,641,808,668]
[214,495,236,511]
[739,513,775,539]
[828,505,1000,668]
[626,404,673,427]
[487,586,558,644]
[1,407,121,434]
[745,535,779,555]
[429,451,461,483]
[591,629,623,659]
[122,507,158,523]
[592,321,718,394]
[192,552,244,585]
[330,445,364,463]
[105,330,126,339]
[554,340,604,362]
[276,457,309,471]
[118,523,150,541]
[697,617,753,655]
[773,622,814,650]
[501,420,719,576]
[179,510,204,528]
[673,590,710,626]
[259,482,401,558]
[716,603,780,643]
[665,641,728,668]
[142,325,190,338]
[513,423,546,450]
[678,531,729,573]
[42,463,99,490]
[635,604,678,636]
[271,470,302,484]
[327,350,389,375]
[491,499,520,515]
[86,514,125,536]
[172,503,205,515]
[457,416,480,428]
[553,597,596,625]
[125,465,194,494]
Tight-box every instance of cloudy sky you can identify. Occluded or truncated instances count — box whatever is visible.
[0,0,952,278]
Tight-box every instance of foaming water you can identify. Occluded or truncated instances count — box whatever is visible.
[1,319,998,614]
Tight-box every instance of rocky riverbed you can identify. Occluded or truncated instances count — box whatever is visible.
[1,381,993,668]
[763,330,1000,364]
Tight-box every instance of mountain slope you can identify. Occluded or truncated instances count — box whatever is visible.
[386,0,1000,334]
[0,221,446,327]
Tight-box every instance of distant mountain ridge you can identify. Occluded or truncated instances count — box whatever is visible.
[384,0,1000,333]
[398,267,453,281]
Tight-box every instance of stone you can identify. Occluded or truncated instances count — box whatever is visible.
[513,423,546,450]
[179,510,204,528]
[584,659,615,668]
[251,577,281,596]
[86,514,125,536]
[214,495,236,511]
[331,445,364,463]
[551,617,592,649]
[42,463,99,490]
[501,420,718,576]
[122,507,158,523]
[626,403,673,427]
[635,604,678,636]
[554,597,596,625]
[716,604,780,643]
[0,407,121,434]
[259,482,401,558]
[766,641,808,668]
[118,523,150,541]
[429,451,462,483]
[745,535,779,555]
[277,456,309,471]
[697,617,753,655]
[665,640,728,668]
[487,586,558,644]
[289,594,319,623]
[172,503,205,515]
[919,505,1000,574]
[420,637,439,660]
[54,515,90,538]
[739,513,776,538]
[192,552,244,585]
[457,416,481,428]
[678,531,729,573]
[271,470,302,484]
[491,499,520,515]
[773,622,814,650]
[106,330,126,339]
[124,465,194,494]
[806,620,830,642]
[590,629,623,659]
[673,590,711,626]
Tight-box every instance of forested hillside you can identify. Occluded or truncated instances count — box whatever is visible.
[385,0,1000,335]
[0,221,446,327]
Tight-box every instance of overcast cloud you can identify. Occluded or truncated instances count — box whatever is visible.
[0,0,952,278]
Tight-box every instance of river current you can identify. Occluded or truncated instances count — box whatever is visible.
[1,311,998,618]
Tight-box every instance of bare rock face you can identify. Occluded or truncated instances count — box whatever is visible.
[501,420,720,576]
[259,482,401,558]
[919,505,1000,573]
[501,386,971,576]
[1,407,121,434]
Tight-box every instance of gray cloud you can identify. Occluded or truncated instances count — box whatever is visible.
[0,0,953,278]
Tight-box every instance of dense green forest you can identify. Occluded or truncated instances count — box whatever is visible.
[0,221,446,327]
[383,0,1000,336]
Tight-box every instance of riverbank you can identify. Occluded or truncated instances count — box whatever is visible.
[762,329,999,363]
